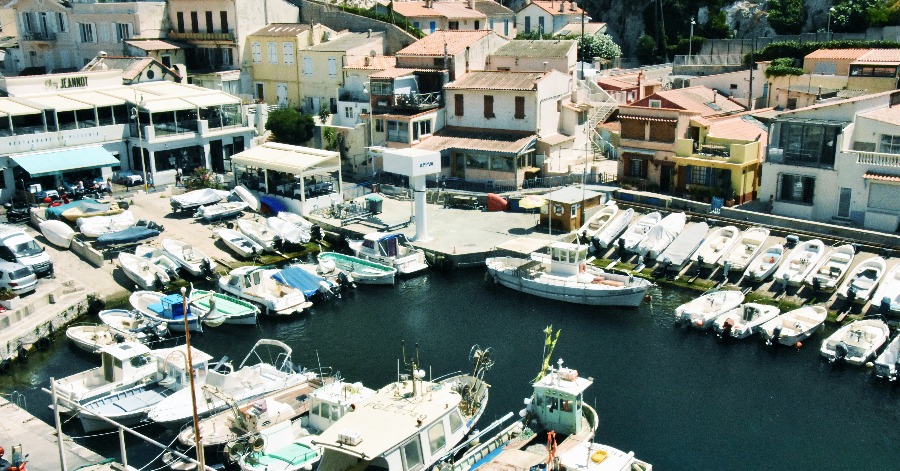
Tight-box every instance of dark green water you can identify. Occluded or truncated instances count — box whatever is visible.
[2,268,899,470]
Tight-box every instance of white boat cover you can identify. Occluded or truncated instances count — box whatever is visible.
[171,189,229,208]
[76,210,134,228]
[267,217,309,244]
[637,212,686,257]
[658,222,709,267]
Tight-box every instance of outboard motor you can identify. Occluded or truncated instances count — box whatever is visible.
[337,272,356,291]
[770,325,783,346]
[812,276,822,292]
[617,237,626,253]
[114,333,126,343]
[317,280,335,301]
[833,341,849,363]
[720,318,734,339]
[591,237,600,253]
[154,274,166,291]
[200,258,213,277]
[274,235,284,251]
[310,224,322,242]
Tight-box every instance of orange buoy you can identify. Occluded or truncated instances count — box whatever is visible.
[795,341,802,348]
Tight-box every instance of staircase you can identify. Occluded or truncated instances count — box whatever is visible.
[579,80,619,161]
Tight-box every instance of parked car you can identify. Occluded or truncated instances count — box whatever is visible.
[0,226,53,277]
[0,261,37,295]
[112,171,143,186]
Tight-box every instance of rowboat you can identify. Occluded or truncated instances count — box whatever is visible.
[759,306,828,346]
[744,244,785,282]
[196,201,248,221]
[39,220,75,249]
[317,252,395,285]
[216,228,264,258]
[118,251,170,290]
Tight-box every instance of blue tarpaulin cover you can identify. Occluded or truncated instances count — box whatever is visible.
[45,198,102,219]
[95,226,159,247]
[259,196,288,215]
[273,266,323,297]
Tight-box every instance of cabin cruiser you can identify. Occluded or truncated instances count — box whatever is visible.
[349,232,428,275]
[52,342,155,413]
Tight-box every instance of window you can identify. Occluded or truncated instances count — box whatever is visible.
[514,96,525,119]
[56,13,67,33]
[251,42,262,63]
[448,410,463,433]
[448,21,459,30]
[484,95,494,118]
[283,43,294,65]
[372,82,392,95]
[222,48,234,66]
[504,19,509,36]
[455,94,464,116]
[880,134,900,154]
[115,23,132,42]
[868,183,900,211]
[490,19,494,30]
[427,423,446,454]
[777,122,839,168]
[649,99,662,108]
[161,54,172,68]
[525,16,531,33]
[255,83,265,101]
[268,42,278,64]
[79,23,95,43]
[490,155,513,172]
[328,57,337,76]
[474,20,480,30]
[687,166,708,185]
[176,12,185,33]
[386,120,408,143]
[190,12,199,33]
[345,106,353,118]
[401,439,423,471]
[204,11,213,33]
[220,12,228,33]
[777,173,815,204]
[417,119,431,136]
[466,153,489,169]
[626,157,648,178]
[303,57,312,75]
[429,21,436,33]
[413,21,420,29]
[849,65,897,77]
[375,119,384,132]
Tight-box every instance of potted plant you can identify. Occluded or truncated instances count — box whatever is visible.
[0,288,19,310]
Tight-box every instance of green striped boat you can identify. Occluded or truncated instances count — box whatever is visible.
[190,289,259,325]
[318,252,396,285]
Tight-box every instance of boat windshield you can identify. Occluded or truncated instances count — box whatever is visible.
[10,240,43,257]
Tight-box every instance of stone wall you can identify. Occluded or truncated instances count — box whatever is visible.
[298,0,417,54]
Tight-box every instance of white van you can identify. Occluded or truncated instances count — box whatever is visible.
[0,226,53,277]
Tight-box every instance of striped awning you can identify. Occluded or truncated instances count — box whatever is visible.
[619,114,678,123]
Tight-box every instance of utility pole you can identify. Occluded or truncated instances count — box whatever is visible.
[748,37,755,110]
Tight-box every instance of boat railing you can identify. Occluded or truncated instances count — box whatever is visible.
[448,421,523,471]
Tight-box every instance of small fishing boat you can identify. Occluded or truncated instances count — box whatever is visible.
[772,239,826,287]
[52,342,157,413]
[820,317,890,365]
[118,251,170,290]
[267,217,309,245]
[348,232,428,275]
[134,245,181,279]
[675,290,745,329]
[276,212,315,233]
[162,238,217,277]
[238,219,281,252]
[317,252,396,285]
[216,228,264,258]
[744,244,785,282]
[218,266,312,316]
[690,226,740,268]
[592,208,634,249]
[293,261,355,295]
[720,227,770,272]
[618,211,661,253]
[78,211,136,238]
[485,242,654,307]
[129,291,203,333]
[39,220,76,249]
[171,188,230,212]
[713,303,781,339]
[657,222,708,270]
[65,324,136,354]
[874,333,900,381]
[837,256,887,304]
[234,185,261,212]
[579,203,618,240]
[95,226,159,248]
[273,266,342,301]
[872,263,900,314]
[98,308,168,344]
[635,212,686,259]
[805,244,855,291]
[759,305,828,346]
[189,288,259,325]
[196,201,248,221]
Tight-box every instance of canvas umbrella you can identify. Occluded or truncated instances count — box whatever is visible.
[518,195,546,209]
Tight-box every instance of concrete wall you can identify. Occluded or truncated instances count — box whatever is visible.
[299,0,417,55]
[446,88,538,132]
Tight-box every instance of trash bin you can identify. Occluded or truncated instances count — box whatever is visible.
[366,194,383,214]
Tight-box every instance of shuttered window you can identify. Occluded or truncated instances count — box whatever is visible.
[649,121,676,142]
[454,94,464,117]
[514,96,525,119]
[621,118,644,140]
[484,95,494,118]
[251,42,262,63]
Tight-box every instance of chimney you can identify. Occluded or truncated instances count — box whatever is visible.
[365,56,371,66]
[560,2,565,13]
[570,1,576,11]
[543,61,548,71]
[468,0,474,8]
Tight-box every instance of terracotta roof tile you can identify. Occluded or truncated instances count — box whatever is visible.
[370,67,430,79]
[396,30,494,56]
[852,49,900,64]
[414,126,535,153]
[804,48,870,60]
[863,172,900,183]
[444,70,547,90]
[345,56,397,70]
[524,1,585,16]
[596,76,637,90]
[706,116,767,142]
[630,86,744,117]
[388,1,486,19]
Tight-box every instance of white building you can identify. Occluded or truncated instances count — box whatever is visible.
[515,0,586,37]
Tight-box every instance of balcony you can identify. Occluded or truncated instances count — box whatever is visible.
[394,91,441,110]
[168,30,235,42]
[856,151,900,168]
[339,90,368,103]
[22,31,57,42]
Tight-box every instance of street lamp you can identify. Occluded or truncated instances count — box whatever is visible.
[131,92,148,192]
[361,81,375,177]
[688,17,696,63]
[827,7,835,36]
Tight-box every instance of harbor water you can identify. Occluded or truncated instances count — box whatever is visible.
[2,268,899,470]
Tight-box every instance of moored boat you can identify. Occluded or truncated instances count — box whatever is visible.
[759,306,828,346]
[349,232,428,275]
[804,244,855,291]
[118,251,170,290]
[162,238,216,277]
[171,188,230,212]
[65,324,137,354]
[690,226,740,268]
[267,216,309,245]
[820,317,889,365]
[873,333,900,381]
[618,211,661,253]
[657,222,708,270]
[837,256,887,304]
[216,228,264,259]
[234,185,261,212]
[870,263,900,314]
[317,252,395,285]
[675,290,744,328]
[134,245,181,279]
[39,220,75,248]
[772,239,826,287]
[592,208,634,249]
[98,308,168,344]
[78,211,136,238]
[744,244,785,282]
[52,342,156,413]
[277,212,319,241]
[196,201,248,221]
[719,227,770,272]
[218,266,312,316]
[579,203,618,240]
[238,219,281,252]
[635,212,686,259]
[189,288,259,325]
[713,303,781,339]
[94,226,159,248]
[58,200,124,222]
[129,291,202,333]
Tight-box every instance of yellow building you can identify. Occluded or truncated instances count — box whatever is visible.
[247,23,333,107]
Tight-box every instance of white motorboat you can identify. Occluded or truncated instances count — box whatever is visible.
[872,263,900,314]
[148,339,315,427]
[772,239,826,287]
[65,324,137,354]
[273,266,344,302]
[171,188,230,212]
[744,244,785,282]
[579,203,618,239]
[713,303,781,339]
[313,345,492,471]
[294,260,355,294]
[39,220,75,248]
[129,290,203,332]
[635,212,686,259]
[234,185,261,212]
[874,333,900,381]
[98,308,167,344]
[134,245,181,279]
[720,227,770,272]
[238,219,281,252]
[837,256,887,304]
[196,201,248,221]
[820,318,890,365]
[485,242,654,307]
[657,222,708,270]
[162,238,217,277]
[78,211,136,238]
[558,441,654,471]
[218,266,312,316]
[675,290,745,329]
[78,345,219,432]
[618,211,661,253]
[317,252,396,285]
[805,244,855,291]
[189,288,260,325]
[592,208,634,249]
[349,232,428,275]
[267,216,309,245]
[216,228,264,258]
[690,225,740,268]
[759,305,828,346]
[277,212,315,233]
[118,251,171,290]
[52,342,156,413]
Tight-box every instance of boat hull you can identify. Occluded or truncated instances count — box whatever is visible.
[487,263,650,307]
[318,252,395,285]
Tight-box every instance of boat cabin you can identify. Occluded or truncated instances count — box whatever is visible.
[148,293,192,321]
[154,345,213,391]
[527,360,592,436]
[99,342,153,384]
[546,242,590,277]
[360,232,414,258]
[307,380,375,433]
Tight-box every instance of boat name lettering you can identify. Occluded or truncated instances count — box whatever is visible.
[364,401,427,418]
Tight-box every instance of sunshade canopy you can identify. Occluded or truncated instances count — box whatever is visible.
[12,146,120,177]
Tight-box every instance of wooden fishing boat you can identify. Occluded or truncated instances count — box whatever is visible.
[189,288,259,325]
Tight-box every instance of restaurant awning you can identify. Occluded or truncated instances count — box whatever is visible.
[142,97,194,113]
[11,146,120,177]
[231,143,340,176]
[0,100,43,116]
[182,94,241,108]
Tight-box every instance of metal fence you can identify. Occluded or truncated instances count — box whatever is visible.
[365,172,621,195]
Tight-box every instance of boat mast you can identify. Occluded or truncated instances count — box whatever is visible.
[181,287,205,468]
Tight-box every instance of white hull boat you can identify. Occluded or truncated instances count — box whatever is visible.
[592,208,634,249]
[579,204,618,239]
[234,185,260,212]
[618,211,661,253]
[805,244,855,291]
[189,288,259,325]
[349,232,428,275]
[171,188,230,212]
[837,256,887,304]
[713,303,781,339]
[720,227,770,272]
[759,306,828,346]
[196,201,248,221]
[772,239,825,287]
[277,212,315,232]
[118,251,171,290]
[486,242,653,307]
[870,263,900,314]
[267,216,309,245]
[820,318,889,365]
[238,219,280,252]
[874,333,900,381]
[134,245,181,279]
[52,342,155,413]
[65,324,136,354]
[635,212,685,259]
[675,290,745,329]
[657,222,708,270]
[98,308,167,344]
[744,244,785,282]
[216,228,264,258]
[39,220,75,248]
[690,226,740,268]
[219,266,312,316]
[317,252,396,285]
[130,290,202,332]
[162,238,216,277]
[78,211,136,238]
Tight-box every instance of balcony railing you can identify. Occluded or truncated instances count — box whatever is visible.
[153,120,197,137]
[856,151,900,168]
[339,91,368,103]
[394,91,441,110]
[168,30,235,42]
[22,31,57,41]
[697,144,731,158]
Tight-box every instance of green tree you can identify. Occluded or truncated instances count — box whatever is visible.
[265,108,316,145]
[831,0,885,32]
[764,57,804,78]
[766,0,805,35]
[868,0,900,26]
[577,34,622,63]
[636,33,658,65]
[322,127,339,151]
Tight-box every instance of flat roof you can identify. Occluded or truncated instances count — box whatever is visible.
[60,90,128,108]
[444,71,546,91]
[99,342,151,360]
[307,32,383,52]
[491,40,576,58]
[232,142,340,175]
[414,127,536,154]
[545,186,602,204]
